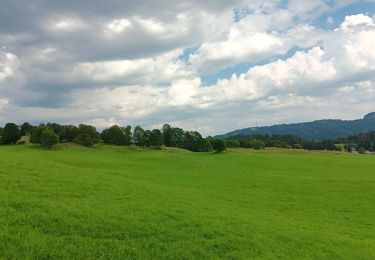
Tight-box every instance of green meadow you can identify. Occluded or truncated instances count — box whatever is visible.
[0,144,374,259]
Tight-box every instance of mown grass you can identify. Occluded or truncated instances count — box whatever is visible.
[0,144,374,259]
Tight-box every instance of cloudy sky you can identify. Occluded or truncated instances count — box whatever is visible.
[1,0,375,135]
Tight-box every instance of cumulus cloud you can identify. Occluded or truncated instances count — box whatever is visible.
[1,1,375,135]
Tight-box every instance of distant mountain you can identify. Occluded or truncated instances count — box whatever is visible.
[217,113,375,141]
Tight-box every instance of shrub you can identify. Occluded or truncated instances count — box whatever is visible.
[358,148,367,154]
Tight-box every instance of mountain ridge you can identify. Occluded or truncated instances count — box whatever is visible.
[216,113,375,141]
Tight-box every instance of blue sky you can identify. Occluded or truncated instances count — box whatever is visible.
[199,1,375,85]
[1,0,375,135]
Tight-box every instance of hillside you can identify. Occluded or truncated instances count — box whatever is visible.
[0,144,374,258]
[217,113,375,141]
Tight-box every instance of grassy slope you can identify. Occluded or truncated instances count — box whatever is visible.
[0,144,374,259]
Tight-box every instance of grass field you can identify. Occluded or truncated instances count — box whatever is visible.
[0,144,374,259]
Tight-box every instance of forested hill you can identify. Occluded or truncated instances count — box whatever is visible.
[217,113,375,141]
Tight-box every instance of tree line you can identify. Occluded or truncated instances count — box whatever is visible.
[223,133,375,153]
[0,122,225,152]
[1,122,373,153]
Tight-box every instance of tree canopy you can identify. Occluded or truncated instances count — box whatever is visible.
[76,124,99,147]
[1,123,21,144]
[30,125,58,148]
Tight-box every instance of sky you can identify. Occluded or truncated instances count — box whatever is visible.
[1,0,375,135]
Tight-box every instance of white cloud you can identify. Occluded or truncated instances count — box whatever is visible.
[0,51,19,81]
[73,49,196,85]
[339,13,375,32]
[188,10,327,73]
[107,18,132,33]
[60,13,375,134]
[1,1,375,135]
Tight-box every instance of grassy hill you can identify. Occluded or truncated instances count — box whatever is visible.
[0,144,374,259]
[217,112,375,141]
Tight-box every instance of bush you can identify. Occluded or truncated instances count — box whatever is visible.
[293,144,303,149]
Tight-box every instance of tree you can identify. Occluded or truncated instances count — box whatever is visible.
[101,125,127,145]
[171,127,185,148]
[1,123,21,144]
[209,138,225,153]
[150,129,163,147]
[30,124,45,144]
[197,138,212,152]
[59,125,78,142]
[21,122,33,136]
[76,124,99,146]
[144,130,152,146]
[162,124,172,146]
[47,123,62,136]
[133,125,146,146]
[224,139,240,148]
[30,125,58,148]
[250,139,265,150]
[122,125,132,145]
[183,131,211,152]
[40,128,58,148]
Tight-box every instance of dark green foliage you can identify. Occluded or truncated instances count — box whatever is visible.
[144,130,152,147]
[30,124,45,144]
[47,123,63,136]
[224,134,341,151]
[101,125,128,146]
[218,112,375,141]
[250,139,265,150]
[20,122,33,136]
[183,131,211,152]
[224,139,240,148]
[1,123,21,144]
[30,125,58,148]
[150,129,163,147]
[170,127,185,148]
[76,124,99,147]
[122,125,132,145]
[358,148,367,154]
[338,131,375,152]
[40,129,58,148]
[59,125,78,142]
[209,138,225,153]
[162,124,172,146]
[344,143,354,153]
[133,125,146,146]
